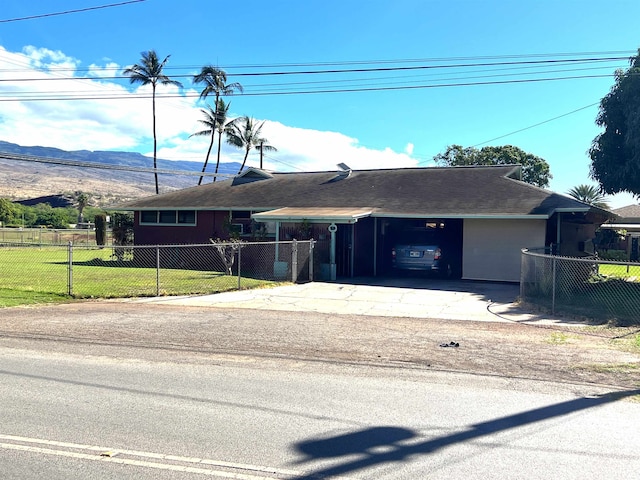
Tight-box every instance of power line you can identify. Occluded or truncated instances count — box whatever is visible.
[471,102,601,147]
[0,50,633,74]
[0,0,146,23]
[0,55,629,81]
[0,73,623,102]
[261,153,306,172]
[414,101,604,166]
[0,152,234,177]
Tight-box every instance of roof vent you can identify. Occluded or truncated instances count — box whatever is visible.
[326,163,352,183]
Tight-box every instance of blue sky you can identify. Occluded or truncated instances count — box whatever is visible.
[0,0,639,207]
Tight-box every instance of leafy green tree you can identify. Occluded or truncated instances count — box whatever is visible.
[123,50,183,194]
[16,204,37,227]
[0,198,19,226]
[226,116,277,174]
[589,49,640,196]
[433,144,552,188]
[111,212,134,246]
[567,184,610,210]
[32,204,70,229]
[111,212,134,261]
[193,66,243,185]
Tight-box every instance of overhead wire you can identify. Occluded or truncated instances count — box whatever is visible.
[0,50,633,172]
[471,102,601,148]
[0,54,629,82]
[1,50,633,74]
[0,0,146,23]
[0,152,233,177]
[0,52,632,103]
[0,74,626,102]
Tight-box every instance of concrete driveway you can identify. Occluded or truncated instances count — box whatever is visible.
[129,277,567,324]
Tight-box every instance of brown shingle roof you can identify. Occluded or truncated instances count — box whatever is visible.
[114,165,592,218]
[613,204,640,221]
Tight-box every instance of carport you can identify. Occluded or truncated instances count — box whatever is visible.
[252,207,373,281]
[252,210,465,281]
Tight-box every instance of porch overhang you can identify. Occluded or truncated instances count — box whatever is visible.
[252,207,373,224]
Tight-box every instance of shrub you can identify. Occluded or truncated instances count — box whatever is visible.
[597,249,628,261]
[94,214,107,246]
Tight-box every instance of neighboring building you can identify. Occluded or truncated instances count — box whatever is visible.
[113,165,611,282]
[600,204,640,261]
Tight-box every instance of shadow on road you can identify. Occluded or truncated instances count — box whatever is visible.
[292,389,640,479]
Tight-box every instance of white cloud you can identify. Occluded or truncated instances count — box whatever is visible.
[21,45,79,70]
[0,44,419,174]
[256,121,419,172]
[88,62,120,78]
[405,142,414,155]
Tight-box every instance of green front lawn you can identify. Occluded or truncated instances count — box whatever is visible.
[0,246,277,306]
[0,288,71,308]
[598,263,640,281]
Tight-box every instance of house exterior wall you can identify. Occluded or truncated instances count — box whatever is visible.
[560,221,597,256]
[134,210,221,245]
[463,218,546,282]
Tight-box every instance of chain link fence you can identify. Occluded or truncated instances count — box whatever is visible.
[0,227,107,246]
[521,248,640,325]
[0,240,316,299]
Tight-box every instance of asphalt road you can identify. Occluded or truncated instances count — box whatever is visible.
[1,303,639,479]
[1,344,639,479]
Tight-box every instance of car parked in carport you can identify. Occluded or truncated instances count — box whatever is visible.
[391,232,456,277]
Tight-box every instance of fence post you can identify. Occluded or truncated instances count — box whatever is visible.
[309,240,315,282]
[156,245,160,297]
[551,255,557,314]
[67,241,73,296]
[292,239,298,283]
[520,249,525,301]
[237,245,242,290]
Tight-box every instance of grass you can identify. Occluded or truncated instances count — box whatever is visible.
[576,363,640,374]
[0,288,71,308]
[0,246,278,306]
[546,332,569,344]
[598,263,640,281]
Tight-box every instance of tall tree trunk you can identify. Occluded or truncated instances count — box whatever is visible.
[198,134,215,186]
[214,131,223,182]
[238,149,250,174]
[198,92,220,185]
[152,83,159,194]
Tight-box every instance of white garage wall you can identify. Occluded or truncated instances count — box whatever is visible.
[463,219,546,282]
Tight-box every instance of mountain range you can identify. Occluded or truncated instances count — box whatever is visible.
[0,141,241,206]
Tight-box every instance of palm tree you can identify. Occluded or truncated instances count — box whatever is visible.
[123,50,182,194]
[193,66,243,184]
[193,65,243,102]
[74,191,89,224]
[213,99,234,182]
[226,116,277,174]
[567,184,610,210]
[190,104,218,185]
